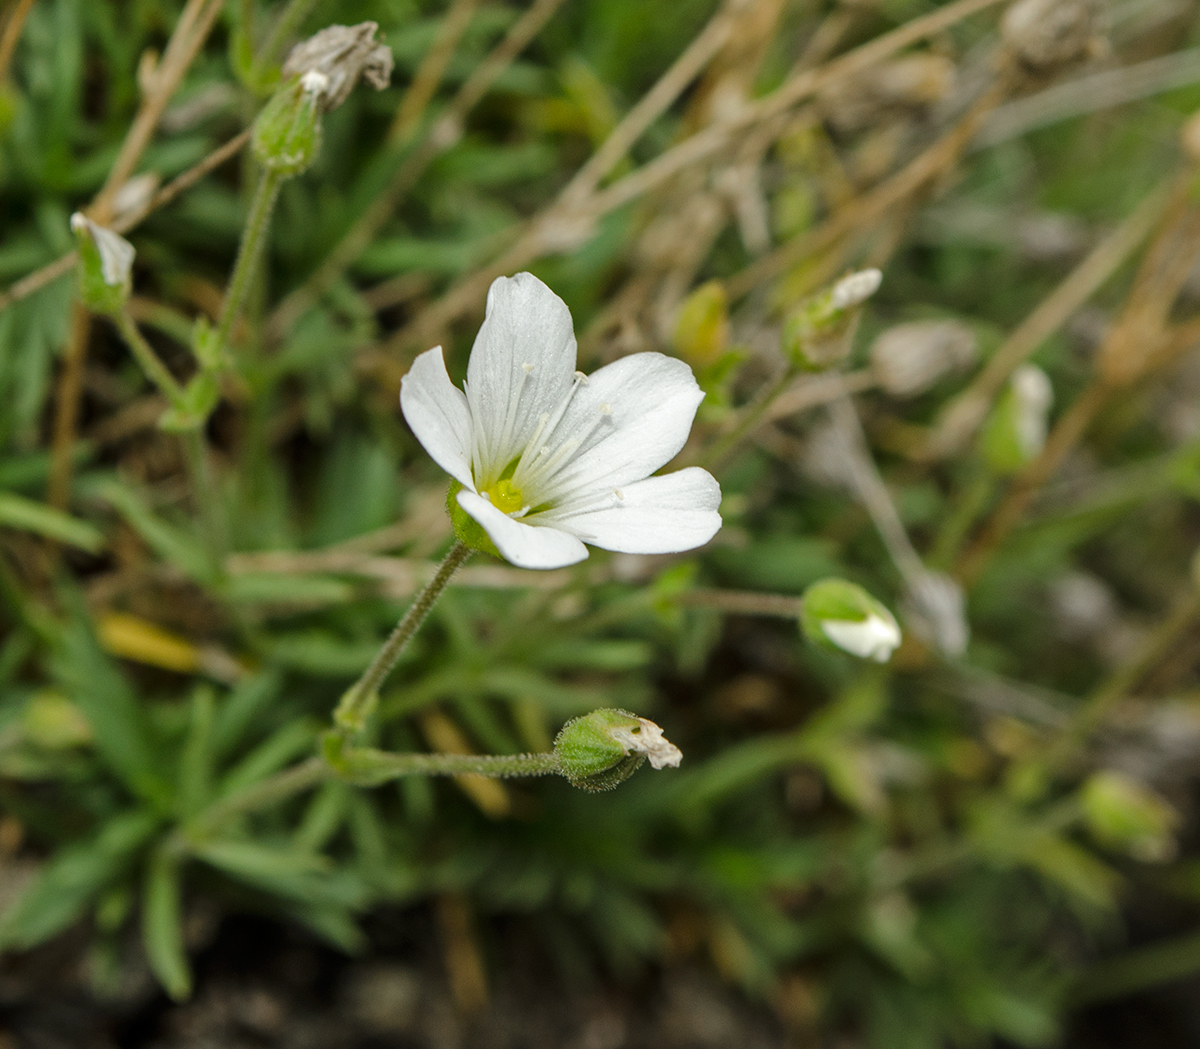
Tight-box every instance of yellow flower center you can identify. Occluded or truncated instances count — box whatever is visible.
[485,478,525,514]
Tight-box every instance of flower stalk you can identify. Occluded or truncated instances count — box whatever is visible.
[333,540,472,735]
[215,166,284,353]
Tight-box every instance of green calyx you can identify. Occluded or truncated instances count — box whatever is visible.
[446,480,502,559]
[71,214,133,316]
[800,577,891,650]
[553,709,649,792]
[251,76,323,176]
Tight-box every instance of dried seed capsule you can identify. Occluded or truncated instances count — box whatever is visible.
[870,319,977,397]
[1001,0,1097,71]
[281,22,393,112]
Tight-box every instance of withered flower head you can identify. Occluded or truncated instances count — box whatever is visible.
[282,22,394,111]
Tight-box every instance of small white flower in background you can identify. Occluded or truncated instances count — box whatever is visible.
[70,213,134,287]
[401,272,722,569]
[801,578,902,663]
[870,319,977,398]
[830,268,882,311]
[1011,364,1053,458]
[607,716,683,769]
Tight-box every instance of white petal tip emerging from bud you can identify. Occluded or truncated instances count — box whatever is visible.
[608,718,682,770]
[821,613,902,662]
[70,212,135,287]
[831,268,883,311]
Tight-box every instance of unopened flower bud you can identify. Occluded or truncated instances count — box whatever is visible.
[801,578,901,662]
[251,73,325,176]
[673,280,729,367]
[281,22,393,112]
[783,269,881,371]
[1081,770,1178,862]
[870,319,976,398]
[1001,0,1097,71]
[981,364,1053,474]
[70,212,134,315]
[554,709,681,791]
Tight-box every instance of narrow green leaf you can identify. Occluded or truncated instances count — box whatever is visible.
[51,598,171,807]
[142,849,192,1001]
[89,478,212,583]
[0,491,104,552]
[0,811,158,950]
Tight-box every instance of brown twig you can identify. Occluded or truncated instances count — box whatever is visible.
[0,129,252,316]
[46,0,227,513]
[266,0,567,337]
[919,180,1173,460]
[372,0,1009,371]
[0,0,34,84]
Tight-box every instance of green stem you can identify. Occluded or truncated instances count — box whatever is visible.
[113,310,186,405]
[331,742,560,786]
[188,756,329,836]
[334,540,472,733]
[929,467,994,570]
[702,367,794,471]
[216,166,283,353]
[181,426,227,571]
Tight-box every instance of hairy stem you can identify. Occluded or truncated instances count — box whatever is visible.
[114,310,186,404]
[334,540,472,733]
[216,166,283,352]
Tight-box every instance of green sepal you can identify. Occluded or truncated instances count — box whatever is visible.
[447,480,502,559]
[800,577,892,652]
[251,76,323,176]
[72,217,132,316]
[553,709,647,792]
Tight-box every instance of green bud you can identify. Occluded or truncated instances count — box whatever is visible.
[1081,770,1178,862]
[71,213,134,315]
[801,578,901,662]
[554,709,681,792]
[673,280,729,367]
[980,364,1053,475]
[446,480,503,559]
[782,269,881,371]
[251,72,325,176]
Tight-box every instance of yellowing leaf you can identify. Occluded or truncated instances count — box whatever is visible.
[97,612,200,674]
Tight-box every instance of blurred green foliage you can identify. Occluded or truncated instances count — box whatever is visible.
[2,0,1200,1045]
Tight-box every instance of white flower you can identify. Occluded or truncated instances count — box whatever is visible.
[821,612,902,662]
[608,717,682,769]
[401,273,722,569]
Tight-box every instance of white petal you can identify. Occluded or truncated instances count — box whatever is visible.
[464,273,578,477]
[535,353,705,499]
[457,490,588,570]
[553,468,721,554]
[609,718,682,769]
[821,614,901,662]
[400,347,474,490]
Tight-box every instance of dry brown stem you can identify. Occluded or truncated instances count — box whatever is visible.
[0,0,34,84]
[372,0,1009,375]
[266,0,567,337]
[46,0,228,514]
[0,129,252,316]
[920,180,1173,460]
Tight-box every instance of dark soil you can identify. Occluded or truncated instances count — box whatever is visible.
[0,906,1197,1049]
